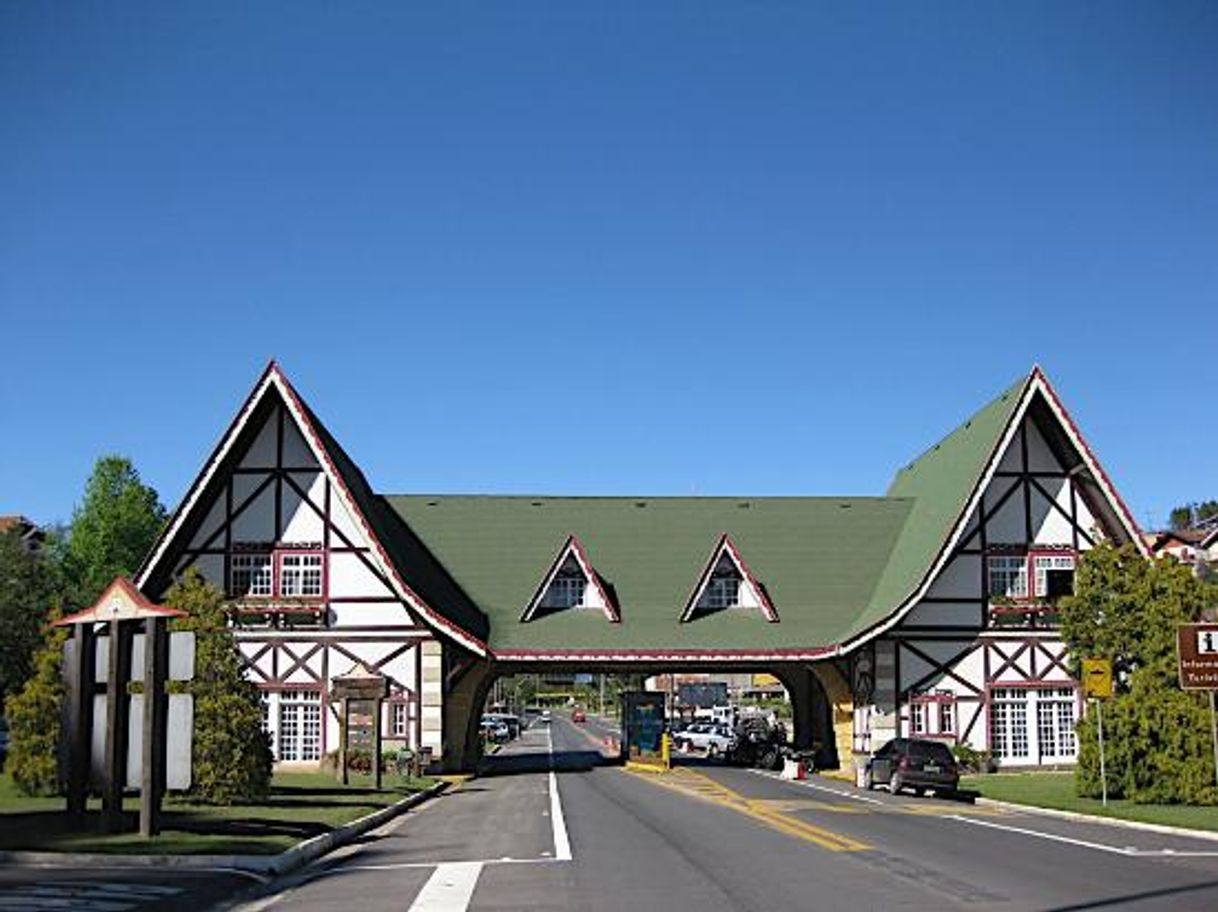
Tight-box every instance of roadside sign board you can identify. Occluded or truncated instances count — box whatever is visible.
[1082,658,1113,699]
[1177,623,1218,691]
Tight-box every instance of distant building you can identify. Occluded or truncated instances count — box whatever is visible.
[1145,528,1216,566]
[0,515,44,554]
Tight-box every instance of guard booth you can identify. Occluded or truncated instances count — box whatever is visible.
[620,691,668,769]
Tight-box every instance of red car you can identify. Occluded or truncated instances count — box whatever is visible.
[571,709,587,723]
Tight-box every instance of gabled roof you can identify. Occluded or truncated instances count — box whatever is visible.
[134,362,488,656]
[136,364,1144,662]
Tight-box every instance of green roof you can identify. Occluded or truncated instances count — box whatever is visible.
[370,372,1032,656]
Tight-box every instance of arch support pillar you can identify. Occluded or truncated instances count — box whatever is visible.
[441,656,496,773]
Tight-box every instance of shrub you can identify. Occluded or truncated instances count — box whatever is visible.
[169,572,272,804]
[3,609,68,795]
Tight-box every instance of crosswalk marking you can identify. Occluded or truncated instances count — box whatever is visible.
[406,862,483,912]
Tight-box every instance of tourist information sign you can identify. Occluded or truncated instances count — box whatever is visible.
[1177,623,1218,790]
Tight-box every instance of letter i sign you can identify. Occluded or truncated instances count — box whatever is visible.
[1200,631,1218,655]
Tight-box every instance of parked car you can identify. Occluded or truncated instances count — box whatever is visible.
[480,717,511,743]
[673,723,733,757]
[863,738,959,796]
[571,709,587,723]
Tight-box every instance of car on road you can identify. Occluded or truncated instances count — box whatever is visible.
[863,738,959,796]
[539,709,552,724]
[571,709,587,723]
[672,723,733,758]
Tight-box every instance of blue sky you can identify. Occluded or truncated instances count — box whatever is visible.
[2,3,1215,531]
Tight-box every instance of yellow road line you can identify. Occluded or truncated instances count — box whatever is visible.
[624,767,870,853]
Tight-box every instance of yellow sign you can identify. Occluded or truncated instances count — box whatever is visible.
[1082,658,1113,699]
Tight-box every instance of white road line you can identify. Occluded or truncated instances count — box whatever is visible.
[945,814,1218,857]
[407,862,483,912]
[547,726,573,861]
[747,769,884,805]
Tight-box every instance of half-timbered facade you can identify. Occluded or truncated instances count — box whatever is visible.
[135,363,1144,772]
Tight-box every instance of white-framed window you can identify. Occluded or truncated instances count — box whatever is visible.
[1033,554,1076,599]
[390,702,410,738]
[280,553,323,597]
[231,553,274,598]
[278,690,322,762]
[987,556,1028,599]
[541,556,589,609]
[990,686,1077,764]
[938,699,956,735]
[910,702,927,735]
[701,553,743,609]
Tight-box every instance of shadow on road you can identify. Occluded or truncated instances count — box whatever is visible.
[477,747,612,777]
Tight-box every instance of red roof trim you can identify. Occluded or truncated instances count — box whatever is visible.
[57,576,186,626]
[1030,366,1147,555]
[271,365,489,656]
[494,644,835,662]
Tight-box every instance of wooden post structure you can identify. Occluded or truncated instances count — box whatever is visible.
[56,578,186,837]
[101,621,134,833]
[65,623,96,817]
[140,616,169,837]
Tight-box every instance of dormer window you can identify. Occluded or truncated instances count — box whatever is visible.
[541,556,589,609]
[682,534,778,622]
[701,554,743,609]
[1033,553,1075,599]
[522,535,619,622]
[987,556,1028,599]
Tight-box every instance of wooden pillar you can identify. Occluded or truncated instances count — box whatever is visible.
[373,698,383,790]
[140,617,169,837]
[339,697,349,785]
[66,623,96,817]
[102,621,134,833]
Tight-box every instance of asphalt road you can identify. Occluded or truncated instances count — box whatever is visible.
[213,712,1218,912]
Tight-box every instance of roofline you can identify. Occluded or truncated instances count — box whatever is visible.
[135,361,488,657]
[837,367,1148,656]
[494,645,837,663]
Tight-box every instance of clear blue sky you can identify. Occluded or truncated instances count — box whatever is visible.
[2,3,1215,531]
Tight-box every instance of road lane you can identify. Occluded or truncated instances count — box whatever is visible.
[227,713,1218,911]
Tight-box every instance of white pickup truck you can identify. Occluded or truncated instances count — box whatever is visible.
[672,723,733,757]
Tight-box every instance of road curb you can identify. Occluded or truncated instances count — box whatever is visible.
[0,781,449,876]
[972,796,1218,843]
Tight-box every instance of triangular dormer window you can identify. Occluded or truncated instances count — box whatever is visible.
[682,534,778,622]
[521,535,619,622]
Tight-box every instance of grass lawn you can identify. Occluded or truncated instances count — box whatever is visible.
[0,770,436,855]
[962,772,1218,833]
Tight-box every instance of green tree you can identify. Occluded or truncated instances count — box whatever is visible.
[1059,542,1218,804]
[168,571,272,804]
[66,456,166,607]
[3,608,68,794]
[1168,500,1218,531]
[0,528,64,703]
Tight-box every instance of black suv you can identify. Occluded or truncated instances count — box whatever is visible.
[864,738,959,796]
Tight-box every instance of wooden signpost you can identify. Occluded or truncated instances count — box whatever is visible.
[1177,623,1218,790]
[332,664,390,788]
[57,578,188,837]
[1082,657,1113,806]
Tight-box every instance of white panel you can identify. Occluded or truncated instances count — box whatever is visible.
[901,601,981,628]
[926,554,981,600]
[1075,488,1099,546]
[280,479,325,543]
[167,694,193,789]
[231,485,276,541]
[240,407,280,468]
[329,551,393,599]
[281,417,317,467]
[1025,419,1064,473]
[1030,482,1074,546]
[170,632,195,682]
[90,694,107,788]
[987,486,1027,543]
[331,602,413,627]
[190,496,228,549]
[329,495,365,545]
[232,472,269,506]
